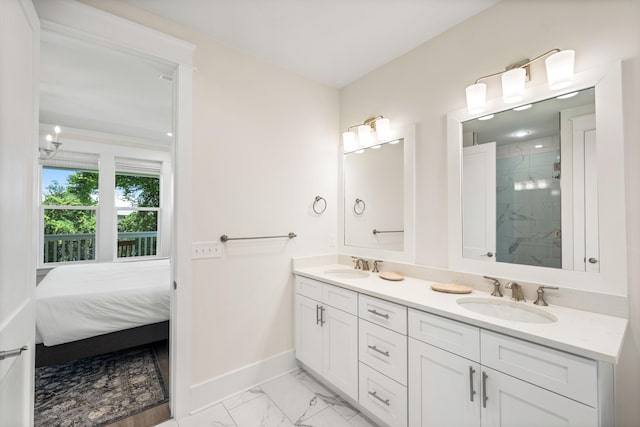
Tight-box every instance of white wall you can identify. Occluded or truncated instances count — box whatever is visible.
[79,0,340,386]
[340,0,640,424]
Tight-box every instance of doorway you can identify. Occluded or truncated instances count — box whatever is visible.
[34,28,175,427]
[31,0,194,423]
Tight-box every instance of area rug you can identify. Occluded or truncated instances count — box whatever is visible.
[34,345,168,427]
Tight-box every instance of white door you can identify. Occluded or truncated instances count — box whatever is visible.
[0,1,39,426]
[568,114,598,272]
[480,367,597,427]
[408,338,480,427]
[322,306,358,401]
[294,294,322,374]
[462,143,496,261]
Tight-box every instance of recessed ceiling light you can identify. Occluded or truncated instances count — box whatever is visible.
[478,114,494,121]
[535,144,543,148]
[557,91,578,99]
[513,104,532,111]
[371,145,381,149]
[513,130,531,138]
[167,132,173,137]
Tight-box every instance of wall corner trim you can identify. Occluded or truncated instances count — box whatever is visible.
[188,350,297,415]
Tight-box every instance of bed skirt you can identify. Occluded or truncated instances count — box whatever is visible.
[35,320,169,368]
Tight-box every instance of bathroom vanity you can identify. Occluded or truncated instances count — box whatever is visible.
[293,262,627,427]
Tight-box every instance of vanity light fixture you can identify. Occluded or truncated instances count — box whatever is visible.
[39,125,62,159]
[465,49,575,114]
[342,115,391,150]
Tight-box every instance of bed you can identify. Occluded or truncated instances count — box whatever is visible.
[35,259,170,367]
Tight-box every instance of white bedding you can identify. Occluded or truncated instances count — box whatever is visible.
[36,259,170,346]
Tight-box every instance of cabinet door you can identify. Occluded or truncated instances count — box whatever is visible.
[295,294,322,374]
[322,306,358,401]
[408,338,480,427]
[480,367,598,427]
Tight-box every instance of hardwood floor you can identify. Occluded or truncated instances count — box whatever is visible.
[106,340,171,427]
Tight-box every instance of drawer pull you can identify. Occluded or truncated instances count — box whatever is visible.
[367,345,390,357]
[368,390,390,406]
[469,366,476,402]
[482,371,488,408]
[316,304,321,325]
[320,306,326,326]
[367,309,390,319]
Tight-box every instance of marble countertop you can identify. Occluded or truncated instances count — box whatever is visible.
[293,263,628,364]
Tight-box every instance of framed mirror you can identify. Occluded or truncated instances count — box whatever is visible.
[339,124,415,263]
[461,87,595,271]
[448,63,627,294]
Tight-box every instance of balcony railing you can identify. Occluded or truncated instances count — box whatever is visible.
[43,231,157,263]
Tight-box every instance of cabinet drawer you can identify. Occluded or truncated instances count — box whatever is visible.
[481,330,597,407]
[359,294,407,334]
[295,275,323,301]
[408,309,480,362]
[359,362,407,427]
[323,284,358,315]
[359,319,408,385]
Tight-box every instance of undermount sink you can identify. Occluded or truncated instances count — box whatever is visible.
[457,297,557,324]
[322,268,369,279]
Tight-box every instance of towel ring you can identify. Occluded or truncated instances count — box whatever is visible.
[353,198,366,215]
[313,196,327,214]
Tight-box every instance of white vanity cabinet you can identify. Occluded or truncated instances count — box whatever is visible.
[293,271,616,427]
[408,309,602,427]
[294,276,359,401]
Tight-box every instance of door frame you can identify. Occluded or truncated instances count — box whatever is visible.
[32,0,194,419]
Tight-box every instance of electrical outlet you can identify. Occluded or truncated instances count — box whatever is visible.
[191,242,223,259]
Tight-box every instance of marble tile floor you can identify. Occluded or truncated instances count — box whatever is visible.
[180,369,378,427]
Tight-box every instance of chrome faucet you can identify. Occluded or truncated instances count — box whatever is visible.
[505,281,525,302]
[352,257,370,271]
[483,276,503,297]
[533,285,559,306]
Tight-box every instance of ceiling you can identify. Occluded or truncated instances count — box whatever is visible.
[40,31,174,146]
[119,0,500,88]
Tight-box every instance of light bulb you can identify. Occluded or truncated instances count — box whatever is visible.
[501,68,526,103]
[54,125,61,134]
[465,83,487,114]
[375,117,390,141]
[342,131,356,151]
[357,124,371,147]
[546,50,575,90]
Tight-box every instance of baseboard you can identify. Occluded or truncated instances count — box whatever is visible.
[189,349,297,414]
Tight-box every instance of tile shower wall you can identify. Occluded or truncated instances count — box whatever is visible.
[496,136,562,268]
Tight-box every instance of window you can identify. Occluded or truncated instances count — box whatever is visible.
[39,151,167,266]
[115,157,162,259]
[41,152,99,264]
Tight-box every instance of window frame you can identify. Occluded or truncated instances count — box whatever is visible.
[37,132,171,269]
[114,170,163,261]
